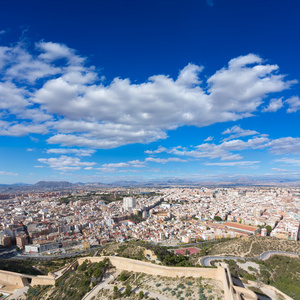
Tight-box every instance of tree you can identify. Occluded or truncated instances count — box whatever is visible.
[124,284,132,296]
[214,216,222,222]
[266,225,272,235]
[139,290,144,299]
[119,272,128,281]
[113,285,121,299]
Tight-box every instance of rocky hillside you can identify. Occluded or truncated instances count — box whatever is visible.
[208,236,300,257]
[25,258,110,300]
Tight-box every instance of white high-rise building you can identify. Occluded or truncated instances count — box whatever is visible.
[123,197,136,211]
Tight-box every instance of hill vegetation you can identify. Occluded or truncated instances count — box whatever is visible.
[208,235,300,257]
[258,255,300,299]
[25,258,110,300]
[0,259,44,275]
[226,255,300,299]
[0,257,75,275]
[98,240,197,267]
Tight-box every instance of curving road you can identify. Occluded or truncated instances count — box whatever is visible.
[200,250,300,266]
[0,248,98,261]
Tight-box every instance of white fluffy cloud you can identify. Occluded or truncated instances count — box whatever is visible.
[0,40,298,149]
[145,130,300,163]
[204,136,213,142]
[262,97,283,112]
[144,146,168,154]
[148,136,268,161]
[205,161,260,167]
[0,171,18,176]
[275,158,300,166]
[145,157,187,164]
[286,96,300,113]
[266,137,300,155]
[102,162,130,168]
[46,148,96,156]
[93,159,146,173]
[222,125,259,141]
[37,155,96,171]
[0,120,48,136]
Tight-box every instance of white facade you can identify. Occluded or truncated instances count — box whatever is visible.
[123,197,136,211]
[25,242,60,253]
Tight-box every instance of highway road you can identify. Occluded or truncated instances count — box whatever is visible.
[200,250,300,266]
[0,247,99,261]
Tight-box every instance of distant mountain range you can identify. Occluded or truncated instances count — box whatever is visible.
[1,177,300,194]
[33,181,75,188]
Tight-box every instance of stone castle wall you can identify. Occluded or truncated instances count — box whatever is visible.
[0,256,268,300]
[78,256,220,279]
[0,270,55,287]
[30,275,56,286]
[0,270,29,287]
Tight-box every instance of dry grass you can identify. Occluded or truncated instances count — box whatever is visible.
[93,273,224,299]
[209,236,300,257]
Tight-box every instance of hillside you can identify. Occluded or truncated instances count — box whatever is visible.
[25,258,110,300]
[98,240,198,267]
[226,255,300,299]
[208,236,300,257]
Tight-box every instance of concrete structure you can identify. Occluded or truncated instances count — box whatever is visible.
[142,210,148,219]
[16,234,28,249]
[25,242,60,253]
[1,235,11,247]
[123,197,136,211]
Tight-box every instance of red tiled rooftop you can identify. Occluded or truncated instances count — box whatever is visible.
[223,222,258,232]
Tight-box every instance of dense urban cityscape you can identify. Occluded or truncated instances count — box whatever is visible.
[0,184,299,299]
[1,186,299,254]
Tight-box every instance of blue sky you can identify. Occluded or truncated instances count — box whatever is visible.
[0,0,300,184]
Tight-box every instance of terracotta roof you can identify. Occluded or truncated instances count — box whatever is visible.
[223,222,258,232]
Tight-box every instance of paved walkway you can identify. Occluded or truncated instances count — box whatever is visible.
[6,286,29,300]
[82,270,118,300]
[52,266,67,278]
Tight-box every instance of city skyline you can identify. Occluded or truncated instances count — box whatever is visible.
[1,0,300,184]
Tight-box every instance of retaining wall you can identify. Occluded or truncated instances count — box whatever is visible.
[0,270,29,287]
[78,256,220,279]
[30,275,56,286]
[0,270,55,287]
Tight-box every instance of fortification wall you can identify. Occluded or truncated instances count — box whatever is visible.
[31,275,56,286]
[247,280,293,300]
[0,270,55,287]
[82,257,257,300]
[234,286,258,300]
[0,256,281,300]
[78,256,220,279]
[0,270,29,287]
[217,264,235,300]
[80,256,259,299]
